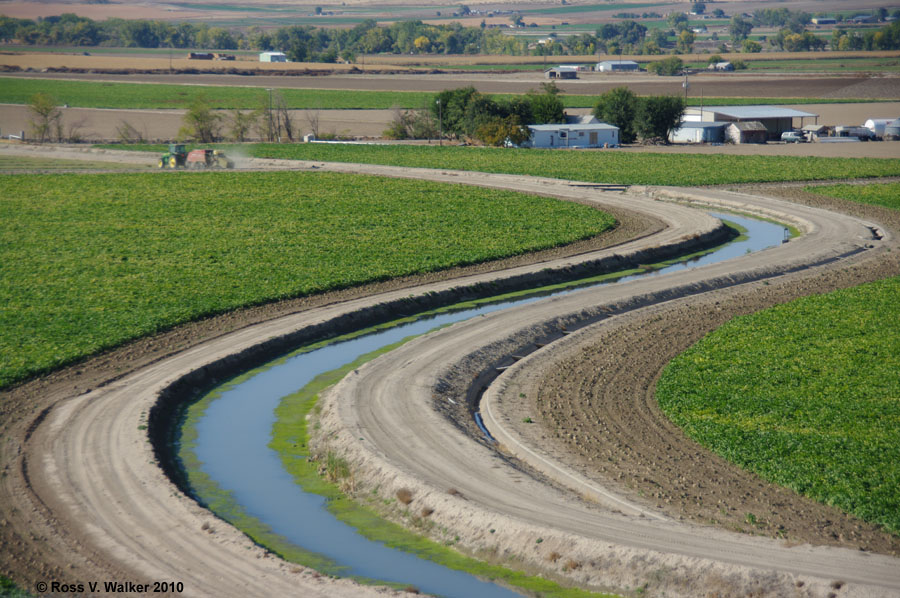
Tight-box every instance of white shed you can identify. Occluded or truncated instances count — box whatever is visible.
[670,122,728,144]
[596,60,640,72]
[260,51,287,63]
[526,123,619,148]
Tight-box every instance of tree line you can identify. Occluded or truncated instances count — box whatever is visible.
[6,11,899,60]
[386,85,684,146]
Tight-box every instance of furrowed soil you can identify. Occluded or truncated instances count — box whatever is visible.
[516,184,900,556]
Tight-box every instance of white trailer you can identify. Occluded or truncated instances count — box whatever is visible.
[259,51,287,63]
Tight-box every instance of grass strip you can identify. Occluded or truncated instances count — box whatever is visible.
[3,77,892,111]
[0,171,613,388]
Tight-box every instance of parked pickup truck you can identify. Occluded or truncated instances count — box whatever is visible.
[780,131,805,143]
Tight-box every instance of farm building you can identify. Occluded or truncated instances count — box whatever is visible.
[726,121,768,144]
[811,17,837,25]
[683,106,818,140]
[596,60,640,72]
[525,123,619,148]
[545,67,578,79]
[187,52,214,60]
[669,122,728,144]
[259,51,287,63]
[708,61,734,72]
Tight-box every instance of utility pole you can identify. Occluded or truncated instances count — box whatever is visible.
[436,99,442,146]
[266,88,275,142]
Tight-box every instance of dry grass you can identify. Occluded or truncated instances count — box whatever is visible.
[420,506,434,518]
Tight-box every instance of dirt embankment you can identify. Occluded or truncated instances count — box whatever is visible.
[517,186,900,555]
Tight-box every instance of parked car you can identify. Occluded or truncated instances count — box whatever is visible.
[781,131,805,143]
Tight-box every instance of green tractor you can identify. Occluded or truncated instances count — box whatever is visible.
[158,143,187,169]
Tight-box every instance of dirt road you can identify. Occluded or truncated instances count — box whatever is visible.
[320,186,900,596]
[2,148,899,597]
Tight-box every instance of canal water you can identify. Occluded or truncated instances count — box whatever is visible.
[184,213,787,597]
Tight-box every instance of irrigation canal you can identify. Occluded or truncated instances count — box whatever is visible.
[181,212,787,597]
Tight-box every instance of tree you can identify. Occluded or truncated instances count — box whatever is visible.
[712,8,725,18]
[730,16,753,42]
[667,12,690,32]
[634,95,684,143]
[692,2,706,15]
[593,87,638,143]
[178,94,221,142]
[676,29,695,53]
[742,39,762,53]
[229,109,255,142]
[648,55,683,76]
[474,115,529,146]
[527,88,564,124]
[27,92,63,143]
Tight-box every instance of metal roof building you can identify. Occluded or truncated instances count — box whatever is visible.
[596,60,640,72]
[683,106,819,140]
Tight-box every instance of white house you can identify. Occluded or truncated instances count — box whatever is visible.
[260,51,287,63]
[526,123,619,148]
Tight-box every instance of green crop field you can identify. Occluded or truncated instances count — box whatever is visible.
[656,276,900,535]
[3,78,888,112]
[248,144,900,185]
[0,78,436,110]
[806,182,900,211]
[0,171,614,388]
[96,143,900,186]
[657,182,900,536]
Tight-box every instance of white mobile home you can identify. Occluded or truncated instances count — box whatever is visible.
[526,123,619,148]
[260,51,287,63]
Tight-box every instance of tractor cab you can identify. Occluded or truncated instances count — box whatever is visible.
[158,144,188,169]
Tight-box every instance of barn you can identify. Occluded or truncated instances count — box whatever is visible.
[545,67,578,79]
[683,106,818,140]
[596,60,640,72]
[526,123,619,148]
